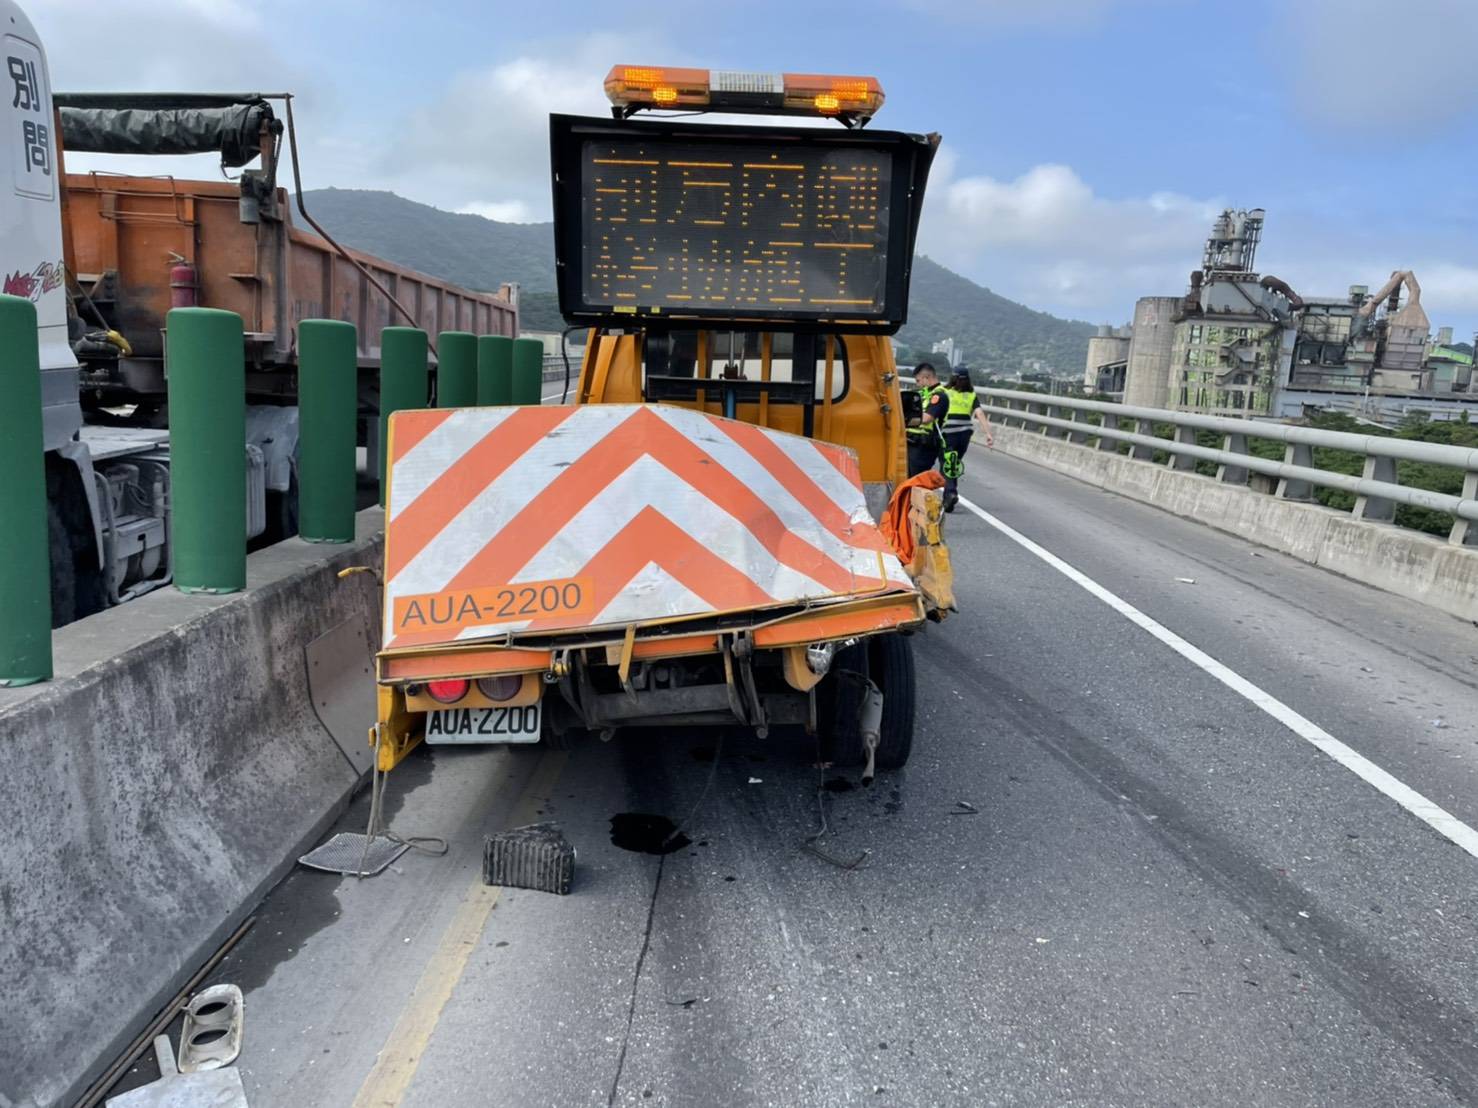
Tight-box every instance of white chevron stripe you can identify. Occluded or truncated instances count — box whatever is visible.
[387,407,520,521]
[648,406,891,574]
[590,562,709,628]
[760,432,876,527]
[507,454,832,600]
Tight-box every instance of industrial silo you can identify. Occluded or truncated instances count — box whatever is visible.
[1123,296,1181,409]
[1084,326,1132,390]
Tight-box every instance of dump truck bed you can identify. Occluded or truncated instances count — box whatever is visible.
[380,403,917,654]
[62,173,517,374]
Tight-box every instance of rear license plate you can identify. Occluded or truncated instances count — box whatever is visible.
[425,703,542,744]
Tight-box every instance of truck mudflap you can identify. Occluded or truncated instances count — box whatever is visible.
[379,403,918,652]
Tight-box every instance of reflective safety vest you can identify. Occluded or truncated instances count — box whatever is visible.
[908,384,942,438]
[942,387,977,432]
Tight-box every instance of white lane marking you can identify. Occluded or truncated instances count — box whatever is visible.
[958,495,1478,862]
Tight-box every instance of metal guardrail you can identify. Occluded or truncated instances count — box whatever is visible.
[961,386,1478,547]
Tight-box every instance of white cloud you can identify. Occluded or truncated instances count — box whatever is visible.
[917,150,1223,321]
[28,0,301,94]
[1267,0,1478,134]
[385,36,633,220]
[916,150,1478,337]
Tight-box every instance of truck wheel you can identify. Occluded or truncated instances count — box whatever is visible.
[47,502,76,628]
[820,635,915,770]
[868,633,915,770]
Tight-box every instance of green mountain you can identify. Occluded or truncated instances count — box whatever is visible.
[297,189,1092,369]
[896,256,1094,374]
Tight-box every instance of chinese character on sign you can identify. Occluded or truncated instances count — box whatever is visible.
[21,119,49,175]
[8,56,38,112]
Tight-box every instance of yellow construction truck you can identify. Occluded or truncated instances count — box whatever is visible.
[371,66,949,778]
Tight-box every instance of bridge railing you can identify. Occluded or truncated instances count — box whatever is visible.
[970,387,1478,547]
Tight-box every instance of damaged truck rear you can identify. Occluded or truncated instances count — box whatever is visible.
[372,66,950,777]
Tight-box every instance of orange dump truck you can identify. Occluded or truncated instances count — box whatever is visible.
[371,68,950,777]
[37,92,516,623]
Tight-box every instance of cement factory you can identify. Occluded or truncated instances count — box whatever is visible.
[1085,209,1476,424]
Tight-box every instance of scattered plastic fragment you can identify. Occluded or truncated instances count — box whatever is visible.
[950,800,979,815]
[748,776,763,785]
[1175,577,1196,584]
[1431,718,1450,729]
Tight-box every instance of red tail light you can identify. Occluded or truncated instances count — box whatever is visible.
[426,679,470,704]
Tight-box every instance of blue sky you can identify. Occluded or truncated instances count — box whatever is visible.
[34,0,1478,338]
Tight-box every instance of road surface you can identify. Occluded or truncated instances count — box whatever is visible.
[116,448,1478,1107]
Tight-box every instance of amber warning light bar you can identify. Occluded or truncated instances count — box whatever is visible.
[604,66,885,125]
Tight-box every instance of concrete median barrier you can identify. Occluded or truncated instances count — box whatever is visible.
[0,509,385,1108]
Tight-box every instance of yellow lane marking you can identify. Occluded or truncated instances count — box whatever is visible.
[351,750,570,1107]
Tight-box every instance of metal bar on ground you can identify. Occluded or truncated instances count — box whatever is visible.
[297,319,358,543]
[0,296,52,685]
[167,306,246,593]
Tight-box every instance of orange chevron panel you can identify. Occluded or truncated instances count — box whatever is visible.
[381,404,915,648]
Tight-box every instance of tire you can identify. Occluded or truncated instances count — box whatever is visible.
[868,633,916,770]
[46,501,76,628]
[818,634,915,770]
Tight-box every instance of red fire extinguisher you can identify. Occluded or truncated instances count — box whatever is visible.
[169,258,199,308]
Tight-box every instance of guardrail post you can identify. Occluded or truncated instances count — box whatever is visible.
[1276,442,1314,501]
[1352,455,1398,522]
[477,334,513,406]
[380,326,429,507]
[297,319,358,543]
[1066,410,1090,445]
[1129,419,1156,461]
[1216,432,1249,484]
[1097,412,1120,452]
[1043,404,1065,439]
[0,296,52,685]
[1169,425,1198,471]
[512,337,543,405]
[168,306,246,594]
[436,330,477,408]
[1452,470,1478,546]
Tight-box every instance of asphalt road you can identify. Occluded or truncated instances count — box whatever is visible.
[135,448,1478,1107]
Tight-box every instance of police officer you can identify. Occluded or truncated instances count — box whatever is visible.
[906,361,950,477]
[938,368,993,512]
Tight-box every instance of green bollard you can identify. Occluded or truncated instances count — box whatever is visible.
[298,319,358,543]
[512,337,544,406]
[437,331,477,408]
[168,307,246,594]
[477,334,513,407]
[0,296,52,685]
[380,326,429,506]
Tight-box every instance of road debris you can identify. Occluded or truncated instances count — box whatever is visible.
[484,822,576,893]
[1175,577,1196,584]
[950,800,979,815]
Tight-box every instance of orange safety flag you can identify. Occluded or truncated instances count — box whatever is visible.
[879,470,946,566]
[380,404,916,649]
